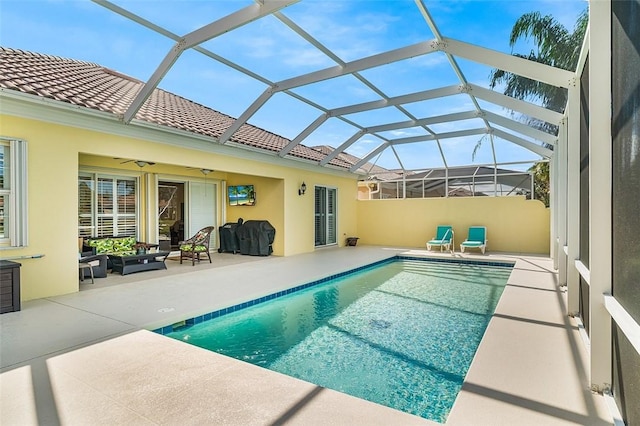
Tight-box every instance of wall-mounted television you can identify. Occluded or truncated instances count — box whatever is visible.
[228,185,256,206]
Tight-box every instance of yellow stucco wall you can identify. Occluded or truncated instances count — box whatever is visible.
[1,114,358,300]
[356,196,550,254]
[226,174,285,255]
[2,111,547,302]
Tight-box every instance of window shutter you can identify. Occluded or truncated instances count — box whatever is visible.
[78,175,94,238]
[327,188,336,244]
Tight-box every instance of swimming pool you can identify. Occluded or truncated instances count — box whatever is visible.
[160,258,512,422]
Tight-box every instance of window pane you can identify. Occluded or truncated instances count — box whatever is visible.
[117,179,136,215]
[0,195,5,239]
[0,144,6,189]
[0,139,27,247]
[79,174,137,238]
[97,178,113,214]
[78,176,94,237]
[96,217,114,237]
[0,145,8,241]
[117,216,137,236]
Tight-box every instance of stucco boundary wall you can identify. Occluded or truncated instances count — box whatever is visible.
[356,196,550,255]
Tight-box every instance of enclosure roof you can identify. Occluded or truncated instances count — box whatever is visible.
[1,0,585,175]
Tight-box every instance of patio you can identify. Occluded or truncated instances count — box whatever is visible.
[0,247,613,425]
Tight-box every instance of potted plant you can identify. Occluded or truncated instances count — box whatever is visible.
[346,237,359,246]
[134,243,148,255]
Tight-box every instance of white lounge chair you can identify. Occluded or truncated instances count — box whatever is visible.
[460,226,487,254]
[427,225,453,252]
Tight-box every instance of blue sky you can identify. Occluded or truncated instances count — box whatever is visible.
[1,0,586,172]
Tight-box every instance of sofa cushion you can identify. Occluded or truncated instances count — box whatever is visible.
[112,236,136,253]
[87,236,137,255]
[180,244,208,252]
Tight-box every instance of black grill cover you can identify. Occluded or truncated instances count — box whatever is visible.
[218,222,242,254]
[236,220,275,256]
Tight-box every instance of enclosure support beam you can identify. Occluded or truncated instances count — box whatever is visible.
[566,83,581,315]
[557,120,568,287]
[588,0,612,393]
[550,146,558,270]
[443,38,574,89]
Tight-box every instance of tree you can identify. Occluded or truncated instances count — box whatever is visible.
[488,9,588,206]
[490,9,588,118]
[530,161,550,207]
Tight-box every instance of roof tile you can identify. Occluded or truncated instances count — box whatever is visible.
[0,47,356,170]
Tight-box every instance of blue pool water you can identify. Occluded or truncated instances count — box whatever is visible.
[164,258,512,422]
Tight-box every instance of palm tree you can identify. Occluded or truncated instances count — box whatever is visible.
[490,9,588,118]
[487,9,587,205]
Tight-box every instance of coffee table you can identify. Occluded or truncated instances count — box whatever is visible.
[109,251,170,275]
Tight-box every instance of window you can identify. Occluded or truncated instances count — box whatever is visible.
[78,173,138,238]
[314,186,337,246]
[0,138,28,248]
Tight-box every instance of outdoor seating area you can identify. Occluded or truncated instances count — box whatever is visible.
[79,236,171,277]
[426,225,488,254]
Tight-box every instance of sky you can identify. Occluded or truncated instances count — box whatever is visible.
[0,0,587,172]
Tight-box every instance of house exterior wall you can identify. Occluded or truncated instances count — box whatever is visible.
[356,196,550,254]
[2,98,548,302]
[1,111,359,301]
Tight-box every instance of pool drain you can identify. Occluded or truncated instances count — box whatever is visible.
[369,319,391,329]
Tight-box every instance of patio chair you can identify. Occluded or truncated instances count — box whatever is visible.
[78,252,109,280]
[179,226,215,265]
[460,226,487,254]
[426,225,454,252]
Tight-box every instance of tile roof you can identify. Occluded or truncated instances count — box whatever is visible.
[0,47,353,170]
[311,145,402,180]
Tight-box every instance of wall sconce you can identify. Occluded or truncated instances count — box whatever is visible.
[298,182,307,196]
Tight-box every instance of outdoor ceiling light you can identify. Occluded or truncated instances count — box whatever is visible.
[200,168,213,175]
[299,182,307,196]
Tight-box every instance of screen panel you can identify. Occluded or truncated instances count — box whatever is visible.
[611,1,640,424]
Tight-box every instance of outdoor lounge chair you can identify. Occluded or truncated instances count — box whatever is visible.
[179,226,215,265]
[460,226,487,254]
[426,225,454,252]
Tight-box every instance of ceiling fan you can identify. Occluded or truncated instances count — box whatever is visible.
[186,166,214,175]
[115,158,156,167]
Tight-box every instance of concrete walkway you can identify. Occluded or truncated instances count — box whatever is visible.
[0,247,613,425]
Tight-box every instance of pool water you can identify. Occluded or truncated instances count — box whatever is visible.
[165,259,512,422]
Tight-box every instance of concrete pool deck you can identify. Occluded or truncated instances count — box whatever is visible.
[0,246,613,425]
